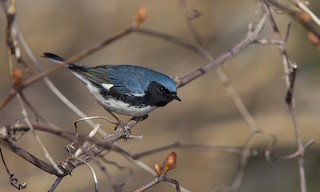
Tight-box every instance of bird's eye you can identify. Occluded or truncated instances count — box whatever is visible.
[158,86,164,93]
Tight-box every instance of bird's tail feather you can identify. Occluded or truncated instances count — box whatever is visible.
[42,52,65,65]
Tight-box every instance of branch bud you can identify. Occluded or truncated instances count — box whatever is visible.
[154,163,161,175]
[308,32,320,46]
[133,6,146,27]
[162,152,177,173]
[297,12,310,23]
[11,68,23,89]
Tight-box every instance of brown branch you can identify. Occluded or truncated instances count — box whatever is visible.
[95,156,133,192]
[265,0,320,40]
[176,13,267,88]
[0,116,145,176]
[0,139,62,176]
[1,0,29,69]
[135,152,180,192]
[0,26,135,111]
[1,121,244,184]
[128,142,243,159]
[134,176,181,192]
[262,1,308,192]
[266,134,315,161]
[175,4,266,133]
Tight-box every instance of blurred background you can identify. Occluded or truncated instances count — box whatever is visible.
[1,0,320,191]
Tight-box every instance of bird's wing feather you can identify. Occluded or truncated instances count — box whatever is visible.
[104,66,146,96]
[72,65,147,96]
[42,53,151,96]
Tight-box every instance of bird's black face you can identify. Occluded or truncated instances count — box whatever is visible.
[144,81,181,107]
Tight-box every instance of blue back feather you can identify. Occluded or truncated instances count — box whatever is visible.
[98,65,177,96]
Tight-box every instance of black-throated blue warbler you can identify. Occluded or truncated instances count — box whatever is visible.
[43,53,181,118]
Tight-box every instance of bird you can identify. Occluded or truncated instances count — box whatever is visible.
[42,53,181,119]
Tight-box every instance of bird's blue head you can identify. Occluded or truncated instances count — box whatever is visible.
[141,68,180,106]
[148,72,177,93]
[103,65,180,107]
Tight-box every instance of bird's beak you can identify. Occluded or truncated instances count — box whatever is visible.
[172,93,181,101]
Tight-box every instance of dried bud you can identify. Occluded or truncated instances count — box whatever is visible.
[308,32,320,46]
[11,68,23,88]
[133,6,146,27]
[297,12,310,23]
[162,152,177,173]
[154,163,161,175]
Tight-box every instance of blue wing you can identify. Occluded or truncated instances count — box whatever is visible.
[70,65,148,96]
[104,65,148,96]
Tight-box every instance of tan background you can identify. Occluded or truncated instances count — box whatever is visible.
[1,0,320,191]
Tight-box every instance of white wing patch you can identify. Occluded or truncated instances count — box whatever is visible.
[102,83,114,90]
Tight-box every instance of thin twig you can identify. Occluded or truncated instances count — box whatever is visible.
[176,5,267,133]
[95,156,133,192]
[292,0,320,26]
[262,1,307,192]
[230,133,255,191]
[48,177,63,192]
[130,142,243,159]
[264,0,320,39]
[134,176,181,192]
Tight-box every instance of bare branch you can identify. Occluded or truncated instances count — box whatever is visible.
[262,1,308,191]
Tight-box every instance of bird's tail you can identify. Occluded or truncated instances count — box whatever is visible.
[42,52,66,65]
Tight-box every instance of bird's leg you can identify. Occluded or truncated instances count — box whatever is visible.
[103,107,125,127]
[102,107,134,140]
